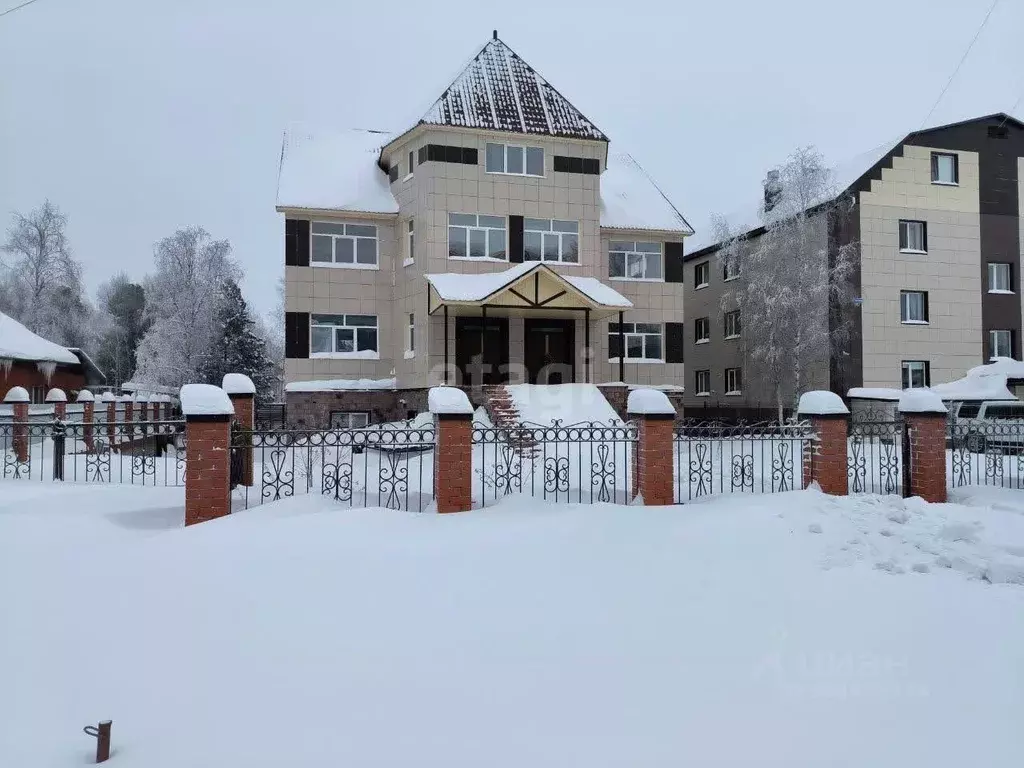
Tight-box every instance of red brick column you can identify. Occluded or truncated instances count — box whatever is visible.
[228,392,254,487]
[630,415,675,505]
[802,415,849,495]
[152,400,160,421]
[105,398,116,444]
[82,399,95,451]
[434,415,472,513]
[184,414,232,526]
[903,413,947,503]
[124,400,134,423]
[6,387,30,463]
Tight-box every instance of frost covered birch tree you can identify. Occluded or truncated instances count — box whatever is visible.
[715,147,857,420]
[134,226,239,388]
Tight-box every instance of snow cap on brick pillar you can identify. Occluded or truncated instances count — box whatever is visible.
[223,373,256,487]
[76,389,94,403]
[5,386,29,463]
[429,386,473,513]
[627,388,676,506]
[798,391,849,496]
[45,387,67,419]
[180,384,234,526]
[899,389,947,504]
[4,386,29,403]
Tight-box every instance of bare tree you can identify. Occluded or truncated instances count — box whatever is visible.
[1,200,88,342]
[134,226,240,388]
[716,146,858,420]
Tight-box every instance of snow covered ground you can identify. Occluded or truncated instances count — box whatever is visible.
[2,484,1023,767]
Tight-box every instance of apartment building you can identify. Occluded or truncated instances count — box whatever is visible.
[277,33,692,425]
[683,113,1024,414]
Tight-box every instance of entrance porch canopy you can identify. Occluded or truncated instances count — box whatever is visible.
[425,262,632,319]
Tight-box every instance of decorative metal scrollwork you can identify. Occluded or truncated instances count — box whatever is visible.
[86,447,111,483]
[688,441,712,498]
[262,448,294,501]
[772,441,792,491]
[544,456,570,494]
[131,454,156,484]
[731,452,754,492]
[591,442,617,502]
[3,450,29,479]
[494,444,522,495]
[378,449,409,510]
[322,457,353,502]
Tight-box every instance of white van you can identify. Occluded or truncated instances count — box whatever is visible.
[952,400,1024,452]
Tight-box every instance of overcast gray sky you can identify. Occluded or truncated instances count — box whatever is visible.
[2,0,1022,317]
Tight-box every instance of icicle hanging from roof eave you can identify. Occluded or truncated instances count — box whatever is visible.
[0,358,12,377]
[36,360,57,383]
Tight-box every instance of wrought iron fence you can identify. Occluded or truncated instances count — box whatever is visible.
[234,421,436,512]
[472,420,637,506]
[847,418,904,495]
[673,420,811,502]
[949,419,1024,489]
[0,419,186,485]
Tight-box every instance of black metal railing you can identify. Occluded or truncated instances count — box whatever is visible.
[472,419,637,507]
[673,420,812,502]
[234,421,435,512]
[0,419,186,485]
[847,418,904,495]
[949,419,1024,489]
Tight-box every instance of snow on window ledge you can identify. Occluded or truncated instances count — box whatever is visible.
[403,257,415,267]
[402,173,414,182]
[695,391,710,397]
[724,334,741,340]
[901,320,929,326]
[607,358,665,365]
[695,283,709,290]
[696,339,710,345]
[609,276,663,283]
[310,262,380,271]
[724,390,743,396]
[988,289,1015,295]
[931,180,959,187]
[724,275,740,282]
[403,350,415,360]
[899,249,928,255]
[448,256,510,264]
[310,350,380,360]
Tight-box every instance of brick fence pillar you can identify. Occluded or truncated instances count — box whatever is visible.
[103,394,116,445]
[223,374,256,487]
[798,391,849,496]
[77,390,95,451]
[627,389,676,506]
[181,384,235,526]
[429,386,473,513]
[152,399,161,421]
[5,386,29,463]
[899,391,947,503]
[46,388,67,420]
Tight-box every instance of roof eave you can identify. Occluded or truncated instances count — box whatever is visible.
[276,205,398,218]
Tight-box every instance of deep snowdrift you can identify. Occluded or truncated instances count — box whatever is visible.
[2,484,1023,767]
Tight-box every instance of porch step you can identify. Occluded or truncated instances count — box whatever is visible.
[481,385,539,461]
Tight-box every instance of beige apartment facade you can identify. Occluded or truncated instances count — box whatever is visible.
[682,113,1024,416]
[278,35,692,426]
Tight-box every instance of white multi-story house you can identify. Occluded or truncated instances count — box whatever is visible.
[277,33,692,426]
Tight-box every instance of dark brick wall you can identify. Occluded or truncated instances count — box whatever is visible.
[285,388,429,428]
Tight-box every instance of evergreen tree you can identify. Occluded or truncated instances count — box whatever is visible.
[203,278,276,402]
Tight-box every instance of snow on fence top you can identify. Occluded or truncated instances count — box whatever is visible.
[179,384,234,417]
[44,388,67,403]
[899,389,947,414]
[3,386,29,403]
[0,311,79,365]
[285,377,397,393]
[798,391,849,416]
[222,373,256,395]
[627,388,676,416]
[428,386,473,415]
[100,391,116,403]
[76,389,94,403]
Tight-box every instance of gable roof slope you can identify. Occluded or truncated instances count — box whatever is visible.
[420,36,607,141]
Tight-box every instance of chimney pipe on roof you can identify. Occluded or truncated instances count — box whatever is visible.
[493,29,498,40]
[764,169,782,212]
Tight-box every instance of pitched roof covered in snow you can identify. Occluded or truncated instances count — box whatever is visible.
[419,36,606,141]
[600,153,693,233]
[0,312,79,365]
[276,125,398,215]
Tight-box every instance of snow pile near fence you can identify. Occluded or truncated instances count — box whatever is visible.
[2,484,1023,767]
[506,383,619,425]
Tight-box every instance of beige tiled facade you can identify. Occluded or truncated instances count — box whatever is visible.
[858,144,983,387]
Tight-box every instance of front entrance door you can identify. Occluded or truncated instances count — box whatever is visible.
[455,316,509,386]
[524,318,575,385]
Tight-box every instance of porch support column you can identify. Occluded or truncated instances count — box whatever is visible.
[481,304,488,387]
[584,309,590,384]
[443,305,450,385]
[618,310,625,384]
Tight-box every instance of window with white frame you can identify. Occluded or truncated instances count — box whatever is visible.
[723,310,742,339]
[989,262,1012,293]
[725,367,742,395]
[524,219,579,263]
[608,322,663,361]
[310,222,378,267]
[900,291,928,323]
[990,329,1013,359]
[330,411,369,429]
[723,255,741,281]
[485,142,544,176]
[310,314,379,358]
[407,313,415,354]
[407,219,415,262]
[931,152,958,185]
[406,150,414,179]
[695,317,710,343]
[902,360,929,389]
[695,369,710,396]
[694,260,710,288]
[448,214,507,260]
[609,241,662,280]
[899,220,927,252]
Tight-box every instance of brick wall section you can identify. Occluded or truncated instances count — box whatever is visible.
[286,388,429,428]
[229,393,255,487]
[52,401,66,419]
[905,414,947,503]
[630,415,675,506]
[601,386,685,423]
[184,415,232,526]
[82,401,94,451]
[12,401,28,463]
[804,415,849,495]
[434,414,472,513]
